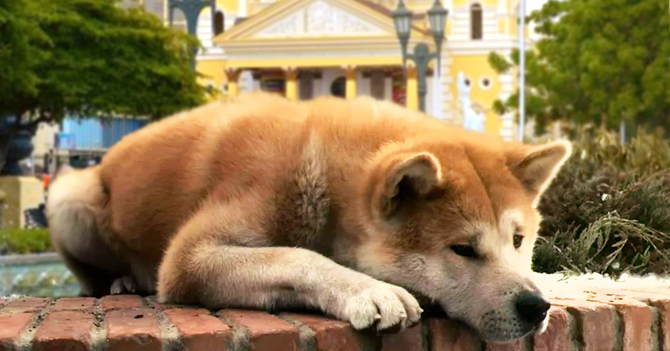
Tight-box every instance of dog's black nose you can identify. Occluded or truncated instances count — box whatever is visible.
[515,291,550,325]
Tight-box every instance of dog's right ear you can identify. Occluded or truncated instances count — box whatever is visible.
[374,152,444,219]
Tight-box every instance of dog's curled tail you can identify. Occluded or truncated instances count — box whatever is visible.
[46,164,107,260]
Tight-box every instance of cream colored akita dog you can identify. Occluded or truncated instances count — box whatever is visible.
[46,91,571,342]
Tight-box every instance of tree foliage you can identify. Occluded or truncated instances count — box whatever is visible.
[0,0,208,122]
[490,0,670,133]
[0,0,48,111]
[0,0,210,170]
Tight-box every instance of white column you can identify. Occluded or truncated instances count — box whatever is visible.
[237,0,247,17]
[384,75,393,101]
[432,70,442,119]
[426,76,433,114]
[252,73,261,91]
[358,72,370,97]
[313,72,323,98]
[239,71,254,93]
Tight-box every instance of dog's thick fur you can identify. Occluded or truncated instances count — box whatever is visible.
[47,91,571,342]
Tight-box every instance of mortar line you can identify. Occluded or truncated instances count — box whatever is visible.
[90,297,109,351]
[144,296,183,351]
[277,313,316,351]
[217,310,251,351]
[15,298,55,351]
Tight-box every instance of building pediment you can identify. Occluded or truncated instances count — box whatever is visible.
[215,0,426,42]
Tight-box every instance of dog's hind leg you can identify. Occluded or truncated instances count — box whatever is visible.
[46,166,130,297]
[157,195,423,332]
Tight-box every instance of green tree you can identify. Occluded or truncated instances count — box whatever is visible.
[0,0,209,171]
[489,0,670,134]
[0,0,47,108]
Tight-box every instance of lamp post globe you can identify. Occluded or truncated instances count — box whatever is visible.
[392,0,412,65]
[427,0,448,52]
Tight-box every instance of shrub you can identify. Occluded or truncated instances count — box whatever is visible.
[534,125,670,277]
[0,228,53,255]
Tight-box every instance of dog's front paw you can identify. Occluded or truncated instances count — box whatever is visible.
[110,276,138,295]
[339,281,423,333]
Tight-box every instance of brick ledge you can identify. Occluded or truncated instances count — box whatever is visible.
[2,274,670,350]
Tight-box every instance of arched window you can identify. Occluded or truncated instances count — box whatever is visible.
[470,3,483,40]
[214,11,225,35]
[170,8,187,33]
[330,77,346,98]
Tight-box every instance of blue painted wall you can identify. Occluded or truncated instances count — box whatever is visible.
[62,117,148,150]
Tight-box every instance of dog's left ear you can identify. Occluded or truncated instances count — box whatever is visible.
[377,152,443,219]
[506,139,573,207]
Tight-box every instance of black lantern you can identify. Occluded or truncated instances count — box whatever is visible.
[392,0,412,66]
[427,0,448,53]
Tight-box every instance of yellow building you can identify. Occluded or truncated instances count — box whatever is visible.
[147,0,528,140]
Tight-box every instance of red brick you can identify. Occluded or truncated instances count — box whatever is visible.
[617,303,653,351]
[579,289,654,351]
[101,295,144,311]
[285,313,360,351]
[588,287,660,351]
[221,309,299,351]
[0,313,35,349]
[427,319,480,351]
[32,311,93,351]
[558,299,615,351]
[534,307,570,351]
[382,324,423,351]
[106,308,161,351]
[0,297,50,314]
[52,298,95,312]
[164,308,232,351]
[650,299,670,351]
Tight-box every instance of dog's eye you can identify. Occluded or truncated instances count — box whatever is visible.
[513,234,524,249]
[451,245,478,259]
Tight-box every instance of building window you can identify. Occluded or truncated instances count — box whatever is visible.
[470,4,483,40]
[170,8,187,33]
[330,77,346,98]
[214,11,225,35]
[370,71,385,100]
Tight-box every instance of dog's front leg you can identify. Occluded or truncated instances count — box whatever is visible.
[157,201,422,332]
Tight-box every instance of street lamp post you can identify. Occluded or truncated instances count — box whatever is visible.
[392,0,448,113]
[518,0,526,142]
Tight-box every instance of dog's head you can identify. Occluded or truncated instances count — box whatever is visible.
[354,133,572,342]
